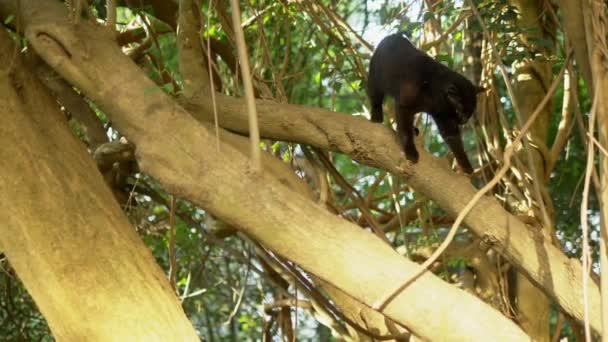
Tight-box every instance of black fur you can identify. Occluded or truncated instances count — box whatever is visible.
[367,33,482,173]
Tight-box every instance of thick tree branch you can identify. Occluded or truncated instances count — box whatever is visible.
[12,1,530,340]
[0,28,198,341]
[556,0,594,94]
[185,72,603,336]
[4,0,604,336]
[177,0,210,97]
[175,4,408,335]
[32,59,108,148]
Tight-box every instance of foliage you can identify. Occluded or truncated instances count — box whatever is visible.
[0,256,52,341]
[0,0,600,340]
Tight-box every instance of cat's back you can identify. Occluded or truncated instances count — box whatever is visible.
[371,33,423,66]
[369,33,432,96]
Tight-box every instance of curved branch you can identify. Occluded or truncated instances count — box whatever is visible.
[14,1,530,340]
[0,27,198,341]
[187,48,603,338]
[16,0,602,333]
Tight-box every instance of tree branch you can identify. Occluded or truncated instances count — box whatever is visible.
[0,26,198,341]
[184,73,602,335]
[13,1,530,340]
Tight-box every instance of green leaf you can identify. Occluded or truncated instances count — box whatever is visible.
[3,14,15,25]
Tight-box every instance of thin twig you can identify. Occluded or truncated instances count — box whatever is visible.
[293,285,298,342]
[588,133,608,158]
[168,196,177,293]
[546,67,574,177]
[278,254,410,341]
[106,0,116,29]
[420,9,471,51]
[550,312,564,342]
[206,0,221,152]
[140,13,180,93]
[467,0,552,231]
[224,252,251,325]
[580,75,600,342]
[582,2,608,338]
[229,0,261,171]
[312,148,391,245]
[315,1,373,53]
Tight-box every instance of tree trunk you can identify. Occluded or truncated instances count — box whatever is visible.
[4,0,599,335]
[584,0,608,339]
[10,1,532,340]
[0,29,198,341]
[556,0,594,94]
[509,0,555,340]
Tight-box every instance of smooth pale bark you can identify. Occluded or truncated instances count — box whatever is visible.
[509,0,554,339]
[320,280,411,340]
[0,30,198,341]
[3,0,598,335]
[13,1,531,340]
[34,61,109,148]
[584,0,608,339]
[176,0,210,98]
[597,65,608,342]
[556,0,594,94]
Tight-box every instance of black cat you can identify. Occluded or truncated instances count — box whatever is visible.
[367,33,483,173]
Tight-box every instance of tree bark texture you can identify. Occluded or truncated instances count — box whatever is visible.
[509,0,555,339]
[188,54,605,335]
[4,1,534,340]
[0,0,603,338]
[0,29,199,341]
[584,0,608,339]
[556,0,594,94]
[173,1,408,338]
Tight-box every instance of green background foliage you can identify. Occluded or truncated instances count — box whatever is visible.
[0,0,598,340]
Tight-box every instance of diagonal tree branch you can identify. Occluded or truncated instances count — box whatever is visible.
[184,66,603,336]
[7,1,532,340]
[2,0,602,335]
[0,27,198,341]
[10,0,604,334]
[174,3,416,336]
